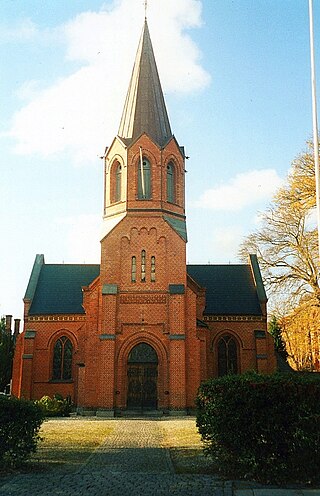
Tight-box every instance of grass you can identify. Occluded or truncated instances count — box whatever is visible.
[1,417,212,476]
[161,418,214,474]
[29,417,114,473]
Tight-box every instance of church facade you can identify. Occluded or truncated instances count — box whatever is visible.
[12,21,276,415]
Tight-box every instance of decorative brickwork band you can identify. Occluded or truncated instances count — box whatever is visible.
[22,354,33,359]
[28,315,86,322]
[256,354,267,359]
[204,315,265,322]
[120,294,166,304]
[169,334,186,340]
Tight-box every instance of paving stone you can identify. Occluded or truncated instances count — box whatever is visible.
[0,419,225,496]
[1,419,318,496]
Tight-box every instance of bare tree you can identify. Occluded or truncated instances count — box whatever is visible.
[240,140,319,309]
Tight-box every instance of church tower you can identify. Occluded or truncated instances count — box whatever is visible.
[81,19,191,414]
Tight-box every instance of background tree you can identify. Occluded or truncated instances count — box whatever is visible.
[0,317,15,392]
[279,301,320,371]
[268,315,288,362]
[240,140,320,370]
[240,140,319,309]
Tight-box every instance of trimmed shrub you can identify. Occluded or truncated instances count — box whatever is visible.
[35,394,72,417]
[0,395,44,467]
[196,372,320,484]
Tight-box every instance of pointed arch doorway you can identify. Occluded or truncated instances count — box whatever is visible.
[127,343,158,410]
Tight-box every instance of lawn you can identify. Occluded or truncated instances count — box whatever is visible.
[161,418,213,474]
[23,417,212,475]
[30,418,114,473]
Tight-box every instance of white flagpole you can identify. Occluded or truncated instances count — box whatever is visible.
[309,0,320,262]
[139,146,146,197]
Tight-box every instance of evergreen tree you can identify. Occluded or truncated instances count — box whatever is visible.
[0,317,15,392]
[268,315,288,362]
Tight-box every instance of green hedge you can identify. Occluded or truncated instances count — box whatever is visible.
[196,372,320,484]
[35,395,72,417]
[0,395,44,467]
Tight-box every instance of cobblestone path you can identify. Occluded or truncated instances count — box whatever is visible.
[0,419,229,496]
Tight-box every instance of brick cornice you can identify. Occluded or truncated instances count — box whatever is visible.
[203,315,266,322]
[27,315,86,322]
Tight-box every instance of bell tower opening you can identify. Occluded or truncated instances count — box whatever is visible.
[127,343,158,410]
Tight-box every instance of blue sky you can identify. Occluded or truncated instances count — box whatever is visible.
[1,0,319,320]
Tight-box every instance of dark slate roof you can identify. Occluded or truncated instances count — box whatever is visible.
[187,264,262,316]
[28,264,100,315]
[26,259,263,316]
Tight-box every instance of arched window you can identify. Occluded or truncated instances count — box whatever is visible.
[52,336,73,380]
[141,250,146,282]
[131,256,136,283]
[166,162,175,203]
[138,158,151,199]
[151,256,156,282]
[217,334,238,376]
[110,161,121,203]
[115,163,122,202]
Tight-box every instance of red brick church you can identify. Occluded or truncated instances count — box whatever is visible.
[12,20,276,415]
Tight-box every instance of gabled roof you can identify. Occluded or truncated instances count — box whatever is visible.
[28,263,100,315]
[25,258,264,317]
[117,19,172,148]
[187,264,263,316]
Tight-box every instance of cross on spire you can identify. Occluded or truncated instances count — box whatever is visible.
[143,0,148,18]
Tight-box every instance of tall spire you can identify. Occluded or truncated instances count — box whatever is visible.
[118,20,172,148]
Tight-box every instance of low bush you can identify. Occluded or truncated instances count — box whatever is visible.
[196,372,320,484]
[35,394,72,417]
[0,395,44,468]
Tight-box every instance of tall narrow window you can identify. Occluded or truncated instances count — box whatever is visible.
[115,164,122,202]
[151,256,156,282]
[131,256,136,283]
[141,250,146,282]
[110,161,122,203]
[166,162,175,203]
[138,158,151,199]
[217,335,238,376]
[52,336,73,380]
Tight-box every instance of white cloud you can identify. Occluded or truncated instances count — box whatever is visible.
[210,226,244,263]
[15,80,43,102]
[57,214,101,263]
[0,19,38,43]
[7,0,210,164]
[194,169,283,211]
[306,206,317,229]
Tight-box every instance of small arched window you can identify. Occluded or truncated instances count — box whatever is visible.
[166,162,175,203]
[217,334,238,376]
[131,256,136,283]
[52,336,73,380]
[151,256,156,282]
[141,250,146,282]
[115,164,122,202]
[110,161,122,203]
[138,158,151,199]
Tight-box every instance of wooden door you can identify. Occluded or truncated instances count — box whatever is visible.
[127,343,158,410]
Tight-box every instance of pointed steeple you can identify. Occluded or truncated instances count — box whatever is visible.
[118,20,172,148]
